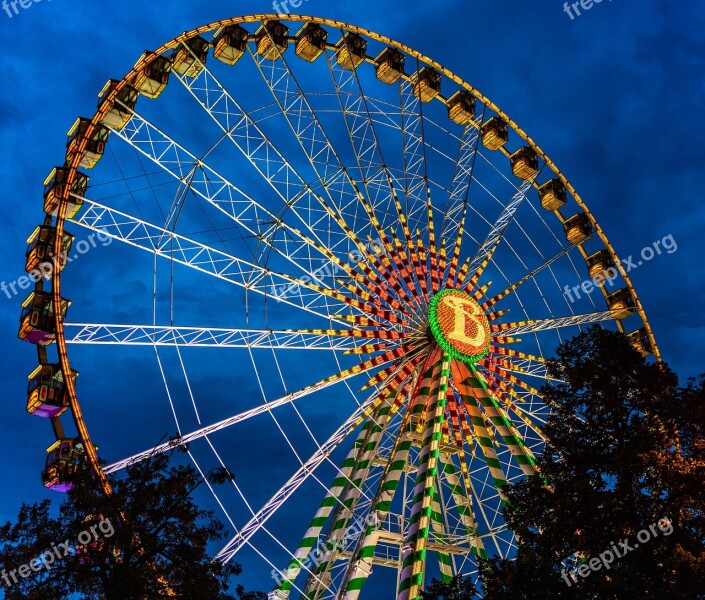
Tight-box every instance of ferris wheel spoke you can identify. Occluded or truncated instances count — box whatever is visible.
[447,397,509,560]
[167,50,375,289]
[399,73,438,302]
[442,122,484,288]
[276,363,422,598]
[69,198,354,322]
[493,309,625,337]
[385,193,427,313]
[215,375,408,565]
[104,358,395,475]
[243,27,429,325]
[245,35,382,259]
[401,67,444,299]
[503,358,551,379]
[273,406,387,597]
[62,323,397,350]
[488,347,553,390]
[486,345,557,389]
[323,41,406,249]
[321,44,432,316]
[362,97,483,282]
[346,91,426,311]
[479,374,548,442]
[487,355,554,384]
[479,362,548,416]
[482,243,577,309]
[479,358,544,400]
[402,71,444,296]
[465,470,513,559]
[398,77,430,244]
[459,177,535,289]
[243,35,422,323]
[108,105,344,289]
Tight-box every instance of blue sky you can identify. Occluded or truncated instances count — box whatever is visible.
[0,0,703,595]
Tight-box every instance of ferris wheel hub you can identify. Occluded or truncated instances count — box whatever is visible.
[428,289,491,365]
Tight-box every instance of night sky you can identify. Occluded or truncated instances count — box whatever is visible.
[0,0,703,596]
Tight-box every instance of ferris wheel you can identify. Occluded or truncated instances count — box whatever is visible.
[19,14,659,600]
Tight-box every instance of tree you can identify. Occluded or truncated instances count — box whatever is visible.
[422,574,476,599]
[480,326,705,599]
[0,449,265,600]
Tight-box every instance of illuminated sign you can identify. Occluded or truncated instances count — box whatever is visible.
[429,289,491,364]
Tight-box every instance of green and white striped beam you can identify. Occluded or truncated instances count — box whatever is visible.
[397,352,450,600]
